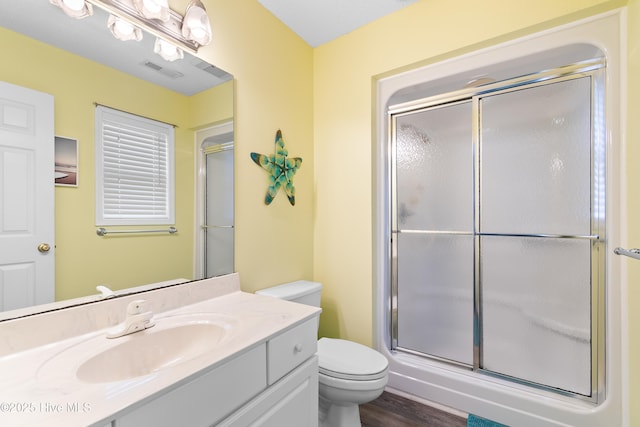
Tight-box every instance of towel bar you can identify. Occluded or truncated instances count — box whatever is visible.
[613,247,640,260]
[96,227,177,236]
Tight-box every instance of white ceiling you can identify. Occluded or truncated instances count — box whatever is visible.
[257,0,420,47]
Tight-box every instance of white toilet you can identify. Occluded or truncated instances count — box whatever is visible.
[256,280,389,427]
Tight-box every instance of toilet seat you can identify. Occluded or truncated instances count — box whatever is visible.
[318,338,389,381]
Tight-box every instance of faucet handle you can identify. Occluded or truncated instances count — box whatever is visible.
[106,299,154,339]
[96,285,115,298]
[127,299,148,315]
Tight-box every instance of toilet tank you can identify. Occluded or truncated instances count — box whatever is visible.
[256,280,322,307]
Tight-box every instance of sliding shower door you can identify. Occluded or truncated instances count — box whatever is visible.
[479,78,596,396]
[203,139,234,278]
[393,101,475,366]
[391,63,605,399]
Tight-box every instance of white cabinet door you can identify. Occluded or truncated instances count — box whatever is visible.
[219,356,318,427]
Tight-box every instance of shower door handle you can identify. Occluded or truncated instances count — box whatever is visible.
[614,247,640,260]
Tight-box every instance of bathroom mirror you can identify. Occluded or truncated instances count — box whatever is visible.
[0,0,234,320]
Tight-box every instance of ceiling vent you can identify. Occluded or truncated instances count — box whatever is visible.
[193,59,232,81]
[141,60,184,79]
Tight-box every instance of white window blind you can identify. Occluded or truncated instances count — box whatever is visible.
[95,106,175,225]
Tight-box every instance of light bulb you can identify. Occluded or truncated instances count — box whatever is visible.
[62,0,85,11]
[154,38,184,61]
[50,0,93,19]
[182,0,211,45]
[134,0,170,21]
[115,20,134,36]
[143,0,162,13]
[186,13,207,39]
[108,15,143,41]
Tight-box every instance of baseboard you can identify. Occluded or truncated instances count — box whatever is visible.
[383,386,468,419]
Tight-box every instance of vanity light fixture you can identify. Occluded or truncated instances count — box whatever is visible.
[86,0,202,53]
[51,0,212,61]
[182,0,211,46]
[50,0,212,58]
[107,14,143,41]
[50,0,93,19]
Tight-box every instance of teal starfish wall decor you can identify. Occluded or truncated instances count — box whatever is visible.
[250,130,302,206]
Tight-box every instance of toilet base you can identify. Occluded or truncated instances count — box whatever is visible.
[319,395,362,427]
[317,370,387,427]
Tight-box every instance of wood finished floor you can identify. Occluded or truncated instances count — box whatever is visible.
[360,391,467,427]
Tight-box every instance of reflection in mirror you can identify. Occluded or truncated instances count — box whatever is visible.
[0,0,234,320]
[198,123,234,278]
[0,0,231,96]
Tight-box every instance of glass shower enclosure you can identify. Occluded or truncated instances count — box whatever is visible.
[202,137,234,278]
[390,61,605,399]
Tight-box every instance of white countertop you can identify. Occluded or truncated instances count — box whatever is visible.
[0,275,320,426]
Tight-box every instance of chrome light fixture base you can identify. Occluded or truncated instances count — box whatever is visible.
[86,0,200,53]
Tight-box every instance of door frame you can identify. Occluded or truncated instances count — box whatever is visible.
[194,121,234,279]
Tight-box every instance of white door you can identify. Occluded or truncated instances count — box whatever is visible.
[0,81,54,311]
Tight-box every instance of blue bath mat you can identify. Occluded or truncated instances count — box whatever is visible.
[467,414,508,427]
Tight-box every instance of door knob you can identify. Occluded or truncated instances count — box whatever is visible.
[38,243,51,253]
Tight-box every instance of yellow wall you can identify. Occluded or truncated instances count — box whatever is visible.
[188,80,234,129]
[195,0,315,292]
[0,27,232,299]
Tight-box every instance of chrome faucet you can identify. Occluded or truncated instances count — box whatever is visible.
[106,299,155,339]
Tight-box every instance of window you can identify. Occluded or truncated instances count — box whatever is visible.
[95,106,175,225]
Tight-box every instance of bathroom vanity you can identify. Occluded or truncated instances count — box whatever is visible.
[0,273,320,426]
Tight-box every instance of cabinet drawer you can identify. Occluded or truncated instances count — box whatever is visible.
[267,319,317,384]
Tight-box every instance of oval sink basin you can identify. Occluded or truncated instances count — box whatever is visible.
[37,314,236,384]
[78,322,227,383]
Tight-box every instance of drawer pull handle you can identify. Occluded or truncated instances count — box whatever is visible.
[294,344,303,353]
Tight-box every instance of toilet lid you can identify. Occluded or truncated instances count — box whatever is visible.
[317,338,389,381]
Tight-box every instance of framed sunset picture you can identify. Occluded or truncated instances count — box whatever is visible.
[54,136,78,187]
